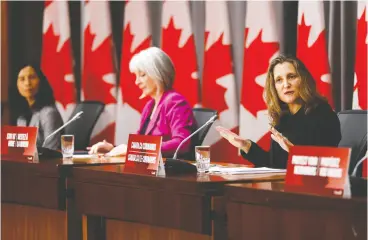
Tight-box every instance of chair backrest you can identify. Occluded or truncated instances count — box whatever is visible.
[337,110,367,176]
[192,108,218,146]
[64,101,105,150]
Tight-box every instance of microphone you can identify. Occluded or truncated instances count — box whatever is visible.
[173,114,217,159]
[38,111,83,159]
[165,114,218,174]
[351,151,368,177]
[350,152,368,197]
[43,111,83,146]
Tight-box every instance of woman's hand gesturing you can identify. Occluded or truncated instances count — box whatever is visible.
[270,127,294,152]
[215,126,252,153]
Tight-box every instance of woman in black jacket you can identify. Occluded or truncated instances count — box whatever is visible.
[216,55,341,168]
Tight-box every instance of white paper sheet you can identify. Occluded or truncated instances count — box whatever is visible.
[72,154,93,159]
[209,166,286,175]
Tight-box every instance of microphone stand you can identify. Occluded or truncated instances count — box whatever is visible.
[351,153,368,177]
[349,152,368,197]
[165,115,217,174]
[43,111,83,146]
[38,111,83,159]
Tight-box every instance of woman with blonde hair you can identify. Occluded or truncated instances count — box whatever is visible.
[216,55,341,168]
[88,47,197,159]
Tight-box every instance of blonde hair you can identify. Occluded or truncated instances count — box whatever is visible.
[129,47,175,90]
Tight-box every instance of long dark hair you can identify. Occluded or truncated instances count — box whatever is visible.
[9,63,55,125]
[264,55,326,126]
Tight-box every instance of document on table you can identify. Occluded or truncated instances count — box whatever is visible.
[72,154,93,159]
[209,166,286,175]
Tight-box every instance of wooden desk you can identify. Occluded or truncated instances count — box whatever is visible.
[1,156,124,240]
[71,164,285,240]
[226,181,367,240]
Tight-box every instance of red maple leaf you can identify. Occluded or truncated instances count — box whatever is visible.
[41,24,75,108]
[202,32,230,113]
[241,28,279,117]
[240,29,278,153]
[297,14,333,107]
[202,33,248,164]
[90,123,116,145]
[82,25,116,104]
[120,23,151,112]
[354,8,367,109]
[162,17,199,107]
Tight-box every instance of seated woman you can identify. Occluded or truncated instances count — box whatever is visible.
[216,55,341,169]
[88,47,198,159]
[9,64,64,150]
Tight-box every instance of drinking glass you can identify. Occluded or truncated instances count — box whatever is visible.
[61,135,74,158]
[195,146,210,173]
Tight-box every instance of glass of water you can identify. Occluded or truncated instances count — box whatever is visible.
[61,135,74,158]
[195,146,210,173]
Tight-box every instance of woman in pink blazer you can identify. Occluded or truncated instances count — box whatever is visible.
[88,47,197,159]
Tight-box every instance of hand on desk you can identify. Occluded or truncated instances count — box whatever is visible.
[88,140,127,157]
[87,140,114,154]
[105,144,127,157]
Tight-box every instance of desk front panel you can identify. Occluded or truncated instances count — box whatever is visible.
[2,160,64,209]
[72,164,285,237]
[226,182,367,240]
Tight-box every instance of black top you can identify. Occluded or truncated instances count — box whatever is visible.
[241,101,342,169]
[139,115,151,135]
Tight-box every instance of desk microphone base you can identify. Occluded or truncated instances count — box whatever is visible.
[165,158,197,175]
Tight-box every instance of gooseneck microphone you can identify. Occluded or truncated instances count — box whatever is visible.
[43,111,83,146]
[38,111,83,159]
[165,114,218,174]
[173,114,217,159]
[351,152,368,177]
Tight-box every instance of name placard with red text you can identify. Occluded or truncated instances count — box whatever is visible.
[1,126,38,162]
[285,145,351,197]
[123,134,163,176]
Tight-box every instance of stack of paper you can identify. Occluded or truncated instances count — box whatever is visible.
[209,166,286,175]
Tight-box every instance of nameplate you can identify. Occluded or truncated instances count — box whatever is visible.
[123,134,164,176]
[1,126,38,162]
[285,145,351,197]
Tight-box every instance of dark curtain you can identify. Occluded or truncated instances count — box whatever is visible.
[326,1,358,112]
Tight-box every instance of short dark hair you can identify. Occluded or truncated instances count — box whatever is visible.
[9,63,56,124]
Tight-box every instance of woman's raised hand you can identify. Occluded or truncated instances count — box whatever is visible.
[215,126,252,153]
[87,140,114,155]
[270,127,294,152]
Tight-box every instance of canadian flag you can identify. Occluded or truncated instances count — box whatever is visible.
[297,1,333,106]
[161,0,199,107]
[115,0,151,145]
[352,1,367,110]
[82,0,117,145]
[240,1,280,164]
[41,0,75,122]
[202,1,241,163]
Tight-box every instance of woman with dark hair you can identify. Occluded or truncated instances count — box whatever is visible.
[9,64,64,150]
[216,55,341,168]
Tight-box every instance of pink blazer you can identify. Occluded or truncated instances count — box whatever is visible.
[137,90,197,159]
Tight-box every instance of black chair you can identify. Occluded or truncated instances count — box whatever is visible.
[64,101,105,150]
[192,108,218,146]
[337,110,367,176]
